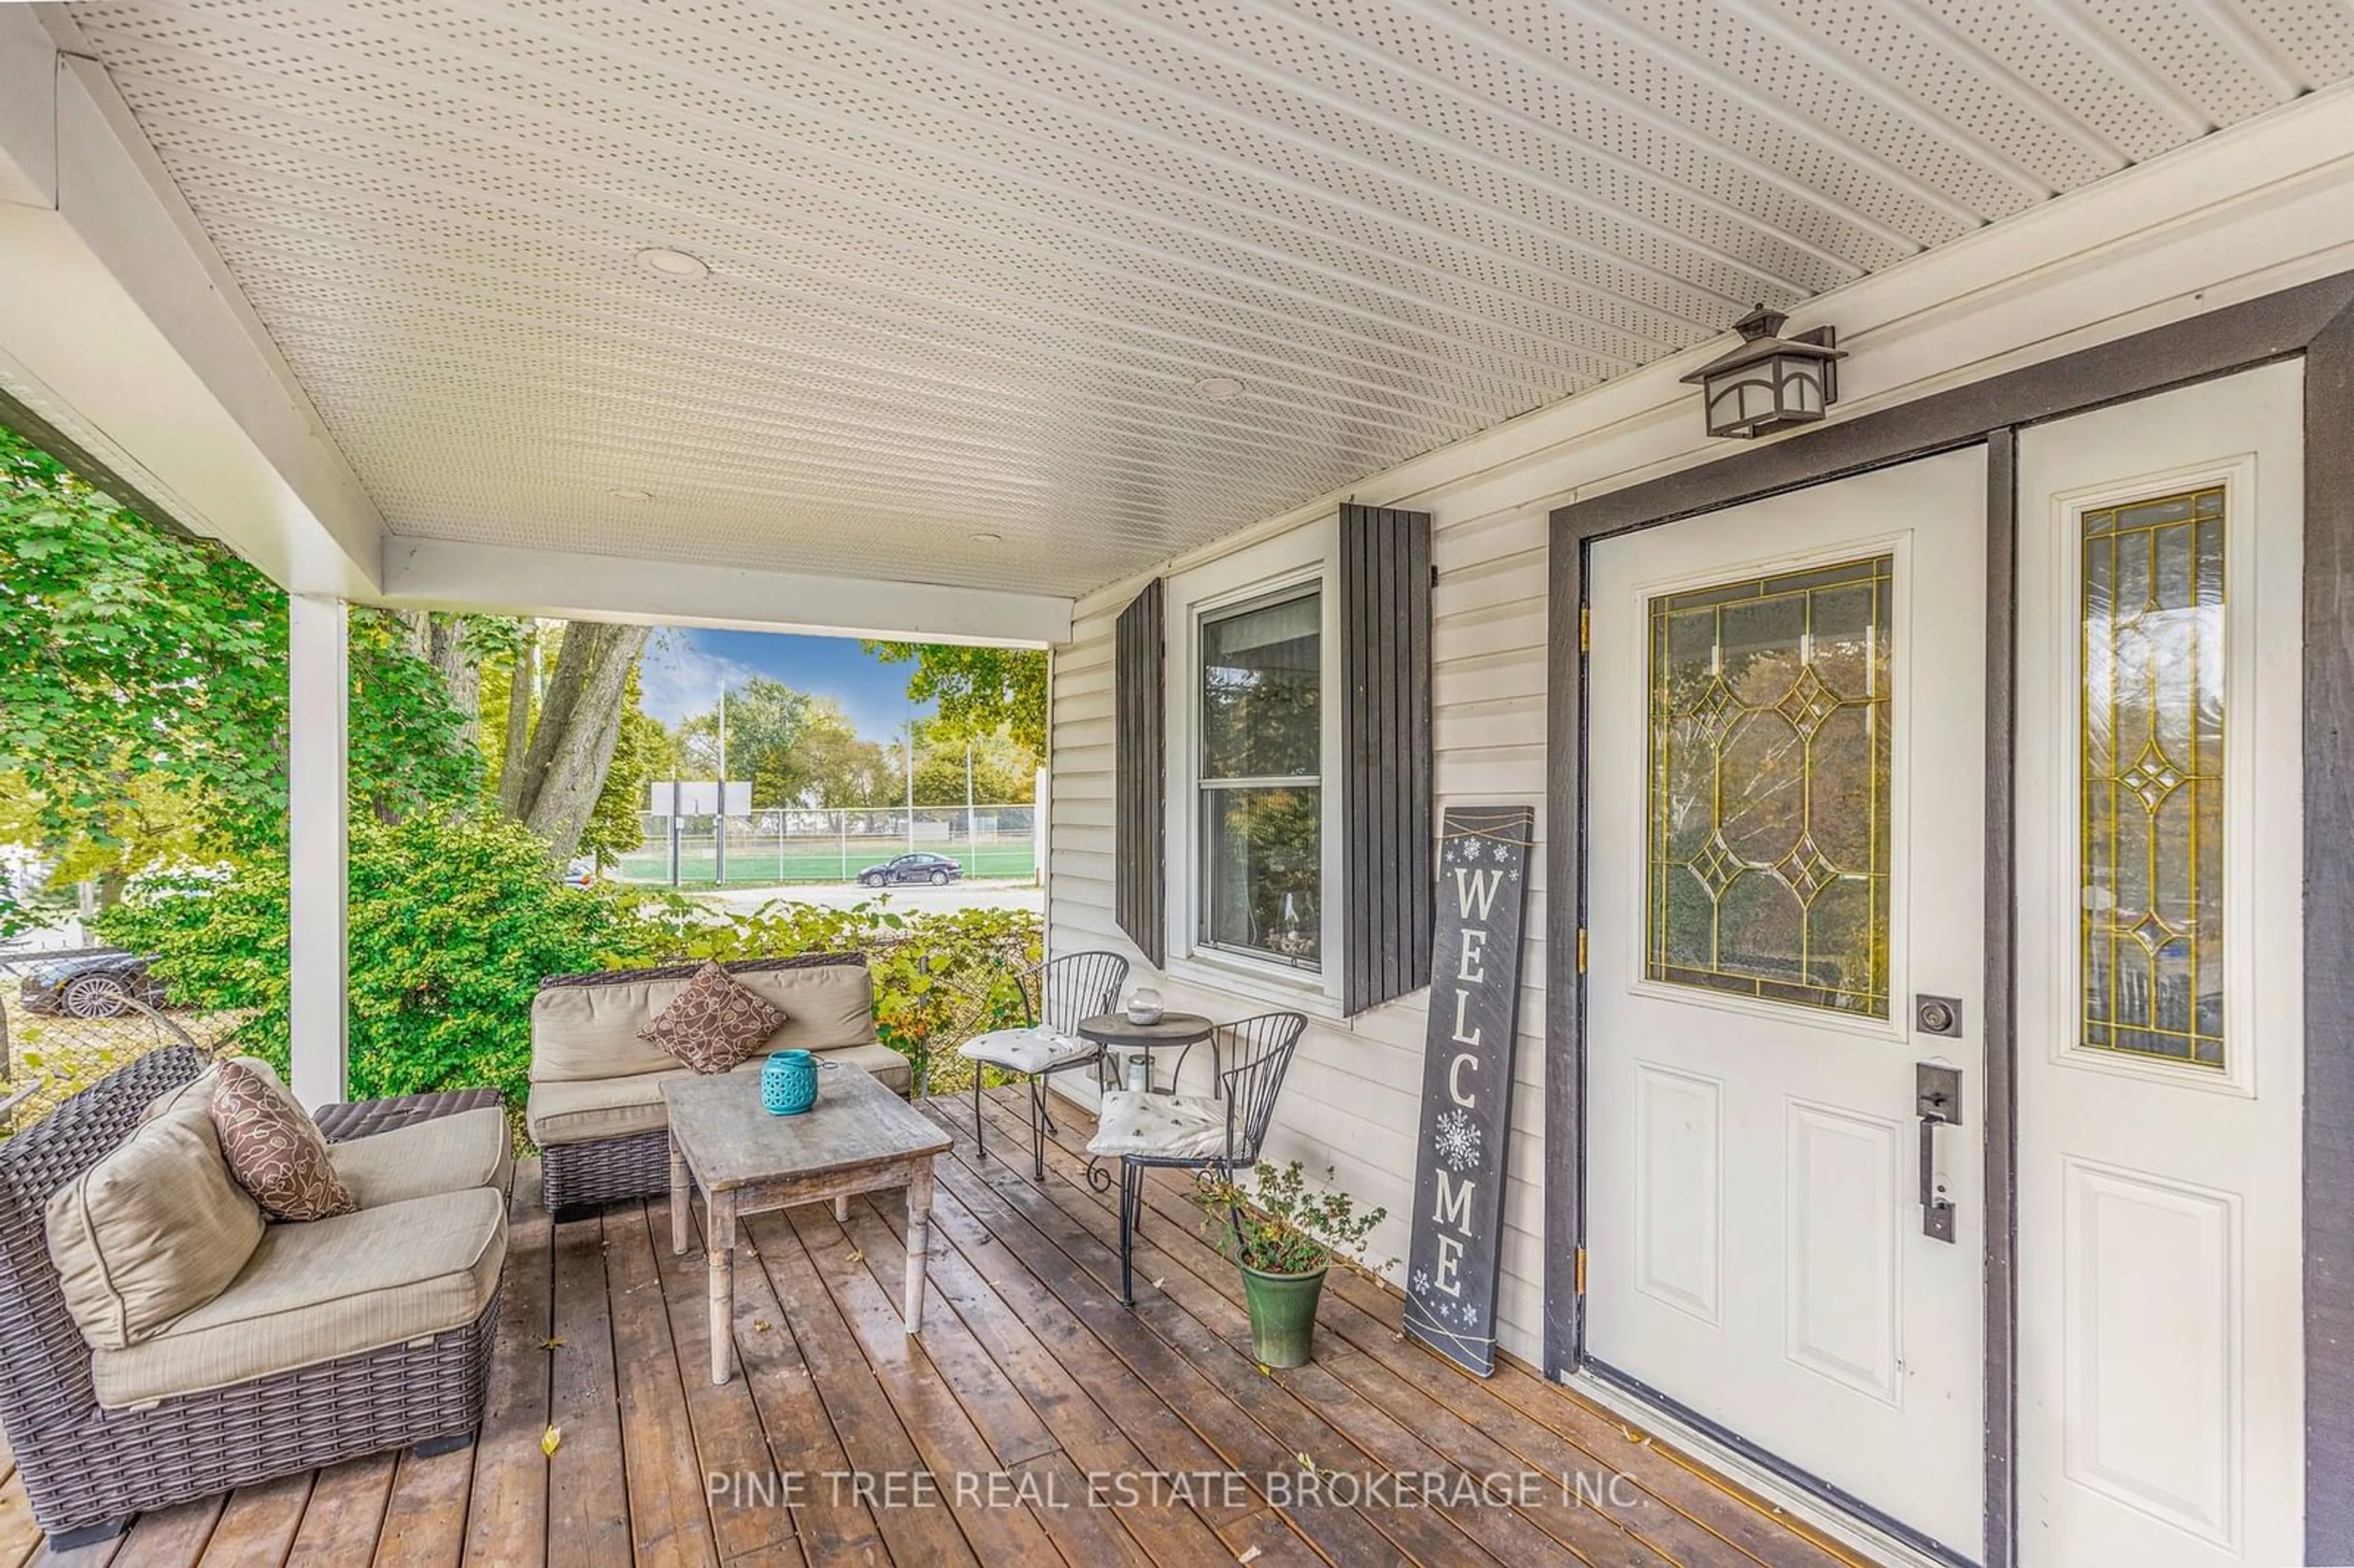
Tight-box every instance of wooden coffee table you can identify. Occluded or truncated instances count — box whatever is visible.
[663,1061,951,1385]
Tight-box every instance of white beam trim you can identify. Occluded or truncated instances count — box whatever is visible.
[286,595,349,1110]
[0,10,56,210]
[381,536,1075,647]
[0,24,383,595]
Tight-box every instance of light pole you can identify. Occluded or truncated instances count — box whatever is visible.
[714,683,728,886]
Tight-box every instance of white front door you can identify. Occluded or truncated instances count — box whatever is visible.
[1586,446,1988,1559]
[2014,363,2304,1567]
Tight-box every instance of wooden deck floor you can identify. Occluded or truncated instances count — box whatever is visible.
[0,1087,1875,1568]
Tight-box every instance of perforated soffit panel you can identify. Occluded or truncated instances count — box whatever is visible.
[60,0,2354,599]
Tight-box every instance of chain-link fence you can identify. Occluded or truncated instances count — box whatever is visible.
[0,946,251,1130]
[615,805,1039,886]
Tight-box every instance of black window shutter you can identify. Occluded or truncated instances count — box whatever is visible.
[1114,580,1166,967]
[1340,503,1434,1015]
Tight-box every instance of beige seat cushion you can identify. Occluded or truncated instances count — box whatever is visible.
[329,1107,515,1208]
[526,1043,912,1146]
[91,1186,507,1410]
[47,1068,265,1352]
[530,962,877,1084]
[1086,1090,1231,1160]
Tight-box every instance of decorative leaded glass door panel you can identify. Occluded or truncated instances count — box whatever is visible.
[2014,364,2304,1568]
[1584,447,1989,1559]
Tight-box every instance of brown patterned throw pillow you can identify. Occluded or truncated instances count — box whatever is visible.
[210,1059,358,1222]
[639,961,790,1073]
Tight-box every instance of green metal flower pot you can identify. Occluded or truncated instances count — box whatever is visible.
[1239,1260,1328,1368]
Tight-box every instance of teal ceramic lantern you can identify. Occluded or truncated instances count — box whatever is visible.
[763,1049,819,1116]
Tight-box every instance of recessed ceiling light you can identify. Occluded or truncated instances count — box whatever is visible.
[1193,375,1244,402]
[636,246,709,280]
[609,487,653,501]
[969,531,1004,544]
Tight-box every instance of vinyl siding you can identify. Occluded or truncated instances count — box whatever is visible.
[1048,503,1556,1359]
[1043,122,2354,1369]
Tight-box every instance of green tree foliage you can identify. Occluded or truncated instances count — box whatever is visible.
[677,676,821,807]
[100,815,657,1109]
[863,642,1048,758]
[905,721,1038,805]
[0,427,478,927]
[794,699,894,808]
[101,827,1045,1123]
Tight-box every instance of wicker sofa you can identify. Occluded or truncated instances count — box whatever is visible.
[527,953,909,1216]
[0,1045,509,1549]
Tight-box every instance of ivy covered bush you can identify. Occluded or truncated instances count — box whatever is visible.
[100,814,1045,1122]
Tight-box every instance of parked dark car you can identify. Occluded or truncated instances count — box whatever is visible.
[18,951,168,1019]
[856,852,964,888]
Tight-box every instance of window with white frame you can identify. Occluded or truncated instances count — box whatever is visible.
[1197,585,1324,969]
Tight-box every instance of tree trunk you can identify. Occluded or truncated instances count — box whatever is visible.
[497,628,536,818]
[428,616,481,750]
[509,621,647,863]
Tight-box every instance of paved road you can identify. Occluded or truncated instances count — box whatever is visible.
[699,878,1045,916]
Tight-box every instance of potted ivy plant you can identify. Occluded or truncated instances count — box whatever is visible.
[1195,1160,1390,1368]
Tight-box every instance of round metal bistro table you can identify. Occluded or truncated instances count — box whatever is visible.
[1076,1011,1218,1192]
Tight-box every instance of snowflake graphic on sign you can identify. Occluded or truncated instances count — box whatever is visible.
[1433,1107,1482,1173]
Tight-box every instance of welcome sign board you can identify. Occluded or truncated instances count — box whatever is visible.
[1402,804,1535,1377]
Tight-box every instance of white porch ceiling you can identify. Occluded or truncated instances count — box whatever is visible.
[51,0,2354,599]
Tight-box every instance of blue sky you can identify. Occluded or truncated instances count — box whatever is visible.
[637,628,934,740]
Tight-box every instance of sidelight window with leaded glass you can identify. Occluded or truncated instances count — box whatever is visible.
[2079,487,2226,1068]
[1645,555,1894,1016]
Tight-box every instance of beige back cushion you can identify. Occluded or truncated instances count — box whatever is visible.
[531,961,877,1083]
[47,1067,267,1350]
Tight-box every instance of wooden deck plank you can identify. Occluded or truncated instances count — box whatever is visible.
[844,1195,1243,1567]
[775,1201,1067,1567]
[967,1096,1662,1568]
[463,1162,553,1568]
[642,1200,800,1564]
[958,1097,1571,1568]
[544,1215,631,1568]
[1216,1505,1333,1568]
[927,1153,1415,1566]
[819,1198,1059,1468]
[603,1207,722,1568]
[0,1470,49,1568]
[192,1473,308,1568]
[740,1211,980,1568]
[1006,1089,1864,1568]
[687,1206,889,1567]
[372,1448,470,1568]
[106,1496,223,1568]
[284,1453,394,1568]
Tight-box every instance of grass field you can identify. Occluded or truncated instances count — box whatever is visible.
[614,840,1038,886]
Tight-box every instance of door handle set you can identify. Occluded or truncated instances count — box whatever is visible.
[1915,1060,1962,1244]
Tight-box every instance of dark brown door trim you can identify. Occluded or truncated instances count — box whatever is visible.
[1544,268,2354,1567]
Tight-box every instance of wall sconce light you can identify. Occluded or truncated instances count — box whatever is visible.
[1681,306,1846,440]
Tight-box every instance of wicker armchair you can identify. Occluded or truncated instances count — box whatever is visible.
[0,1045,501,1549]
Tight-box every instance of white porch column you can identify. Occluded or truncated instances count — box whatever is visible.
[287,594,349,1108]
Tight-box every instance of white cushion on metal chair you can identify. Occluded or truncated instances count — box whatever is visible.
[956,1026,1097,1076]
[1086,1090,1229,1160]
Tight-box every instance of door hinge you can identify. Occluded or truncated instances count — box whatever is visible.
[1578,606,1590,653]
[1574,1248,1586,1295]
[1577,928,1588,973]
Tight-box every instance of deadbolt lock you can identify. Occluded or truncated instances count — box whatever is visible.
[1914,994,1964,1038]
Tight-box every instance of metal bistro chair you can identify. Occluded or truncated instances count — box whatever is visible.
[1086,1011,1305,1306]
[956,951,1130,1180]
